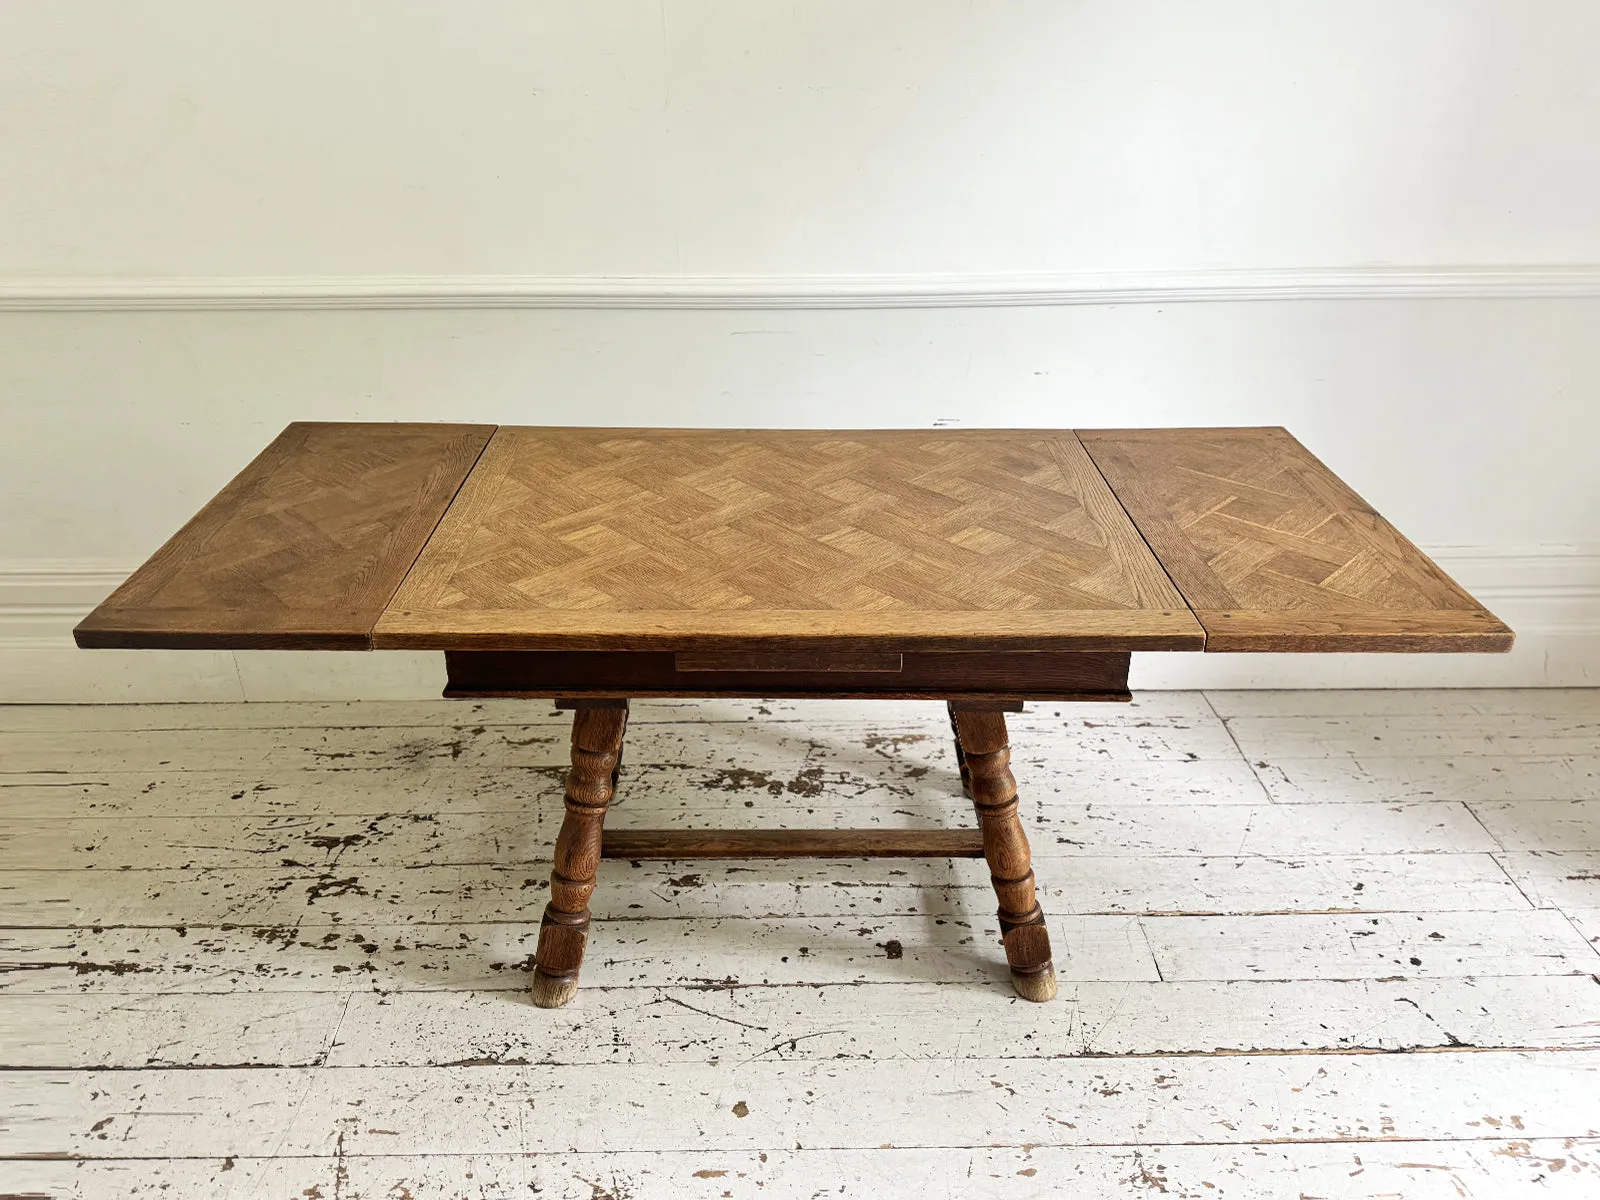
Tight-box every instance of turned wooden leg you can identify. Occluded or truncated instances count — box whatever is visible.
[949,708,1057,1002]
[947,702,972,798]
[531,700,629,1008]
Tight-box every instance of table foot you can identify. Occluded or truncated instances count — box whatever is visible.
[1011,965,1059,1003]
[950,705,1058,1001]
[530,970,581,1009]
[530,700,629,1008]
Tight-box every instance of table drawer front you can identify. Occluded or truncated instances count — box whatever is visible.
[673,651,904,673]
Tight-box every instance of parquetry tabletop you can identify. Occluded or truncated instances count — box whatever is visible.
[375,428,1202,652]
[75,424,1512,656]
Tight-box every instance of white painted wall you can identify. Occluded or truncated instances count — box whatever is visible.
[2,1,1597,698]
[7,1,1600,276]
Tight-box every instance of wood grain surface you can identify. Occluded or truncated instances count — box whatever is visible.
[1079,426,1514,652]
[441,648,1132,701]
[374,427,1203,652]
[599,828,987,859]
[74,422,495,650]
[74,423,1514,657]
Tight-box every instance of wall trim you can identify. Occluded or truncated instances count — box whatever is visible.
[2,547,1597,700]
[3,265,1600,312]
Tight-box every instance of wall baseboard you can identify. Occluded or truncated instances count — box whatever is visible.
[3,265,1600,312]
[3,547,1596,702]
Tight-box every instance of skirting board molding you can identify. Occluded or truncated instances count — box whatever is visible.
[2,265,1599,311]
[3,547,1596,702]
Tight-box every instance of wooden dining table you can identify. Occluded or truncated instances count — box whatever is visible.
[76,424,1511,1007]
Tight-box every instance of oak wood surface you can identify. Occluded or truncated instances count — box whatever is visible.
[374,427,1203,652]
[600,828,986,859]
[951,707,1057,1001]
[1079,427,1513,653]
[530,702,630,1009]
[74,422,495,650]
[74,422,1515,659]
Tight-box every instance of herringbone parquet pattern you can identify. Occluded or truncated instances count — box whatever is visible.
[80,422,1508,655]
[143,427,476,607]
[77,422,494,648]
[390,429,1189,619]
[1081,428,1471,611]
[1080,427,1510,650]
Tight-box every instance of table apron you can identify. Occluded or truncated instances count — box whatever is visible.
[442,649,1132,703]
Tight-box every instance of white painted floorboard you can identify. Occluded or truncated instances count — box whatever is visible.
[2,690,1599,1199]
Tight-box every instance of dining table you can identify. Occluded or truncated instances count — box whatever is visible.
[76,423,1512,1007]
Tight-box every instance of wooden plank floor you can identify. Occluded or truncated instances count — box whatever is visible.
[2,690,1598,1199]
